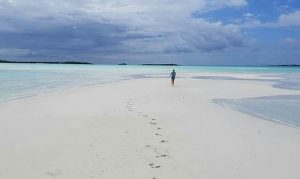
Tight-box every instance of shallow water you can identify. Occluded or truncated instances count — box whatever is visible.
[214,95,300,128]
[1,63,300,127]
[1,64,300,103]
[193,73,300,90]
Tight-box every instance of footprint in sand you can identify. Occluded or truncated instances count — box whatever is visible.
[156,154,168,158]
[126,103,134,111]
[149,163,161,169]
[160,140,167,143]
[45,170,63,177]
[157,127,161,130]
[155,133,163,137]
[149,122,157,125]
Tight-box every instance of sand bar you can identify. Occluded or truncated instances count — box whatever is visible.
[0,75,300,179]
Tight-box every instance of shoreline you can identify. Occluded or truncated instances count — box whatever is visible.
[0,76,300,178]
[1,73,300,127]
[1,71,299,104]
[0,78,128,105]
[213,95,300,129]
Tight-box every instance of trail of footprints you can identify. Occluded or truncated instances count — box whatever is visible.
[126,99,170,179]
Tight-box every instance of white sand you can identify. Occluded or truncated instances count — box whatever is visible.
[0,75,300,179]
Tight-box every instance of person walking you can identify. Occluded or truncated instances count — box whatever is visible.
[169,69,176,86]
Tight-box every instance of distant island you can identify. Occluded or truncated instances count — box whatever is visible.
[0,60,92,64]
[142,64,180,66]
[118,63,127,65]
[269,65,300,67]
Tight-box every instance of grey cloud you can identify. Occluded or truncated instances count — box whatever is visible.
[180,21,245,52]
[0,0,248,62]
[163,45,194,54]
[281,38,300,48]
[0,22,128,50]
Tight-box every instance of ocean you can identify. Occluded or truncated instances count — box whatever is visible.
[1,63,300,127]
[1,63,300,103]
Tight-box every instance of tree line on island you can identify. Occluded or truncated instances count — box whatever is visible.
[0,60,180,66]
[118,63,179,66]
[1,60,299,66]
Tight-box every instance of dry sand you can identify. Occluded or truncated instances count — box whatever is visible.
[0,75,300,179]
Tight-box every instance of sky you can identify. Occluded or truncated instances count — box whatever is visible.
[0,0,299,65]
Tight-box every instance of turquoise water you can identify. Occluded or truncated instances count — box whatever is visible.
[0,64,171,103]
[1,63,300,128]
[214,95,300,128]
[0,63,300,103]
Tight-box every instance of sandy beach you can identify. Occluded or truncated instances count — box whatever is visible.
[1,74,300,179]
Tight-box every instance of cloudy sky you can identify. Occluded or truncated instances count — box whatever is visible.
[0,0,299,65]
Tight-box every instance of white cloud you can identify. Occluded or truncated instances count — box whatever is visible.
[204,0,247,11]
[243,13,254,18]
[240,11,300,28]
[278,11,300,27]
[224,0,247,7]
[281,38,300,47]
[239,19,264,28]
[0,0,248,61]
